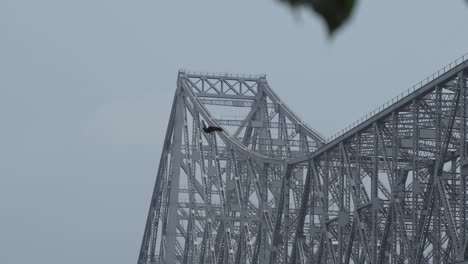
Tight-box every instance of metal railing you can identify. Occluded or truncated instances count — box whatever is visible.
[179,69,266,80]
[326,53,468,143]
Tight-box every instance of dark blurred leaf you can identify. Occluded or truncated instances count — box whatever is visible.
[279,0,357,35]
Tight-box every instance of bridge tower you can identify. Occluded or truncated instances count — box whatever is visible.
[137,71,325,264]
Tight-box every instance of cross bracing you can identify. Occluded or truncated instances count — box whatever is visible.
[138,54,468,264]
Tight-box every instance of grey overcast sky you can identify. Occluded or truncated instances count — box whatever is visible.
[0,1,467,263]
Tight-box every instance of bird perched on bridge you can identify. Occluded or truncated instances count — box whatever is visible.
[202,120,223,133]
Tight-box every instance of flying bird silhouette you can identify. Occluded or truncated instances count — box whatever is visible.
[202,120,223,133]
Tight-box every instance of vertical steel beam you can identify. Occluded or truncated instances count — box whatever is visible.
[338,143,345,263]
[269,165,293,264]
[434,86,443,264]
[283,166,291,264]
[372,123,379,264]
[459,71,468,259]
[411,99,419,245]
[290,161,312,264]
[322,154,330,263]
[164,91,185,263]
[391,112,399,264]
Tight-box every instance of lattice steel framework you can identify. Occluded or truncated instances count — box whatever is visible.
[138,54,468,264]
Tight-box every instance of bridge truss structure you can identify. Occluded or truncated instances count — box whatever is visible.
[138,54,468,264]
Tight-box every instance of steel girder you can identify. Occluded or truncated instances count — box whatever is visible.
[138,54,468,264]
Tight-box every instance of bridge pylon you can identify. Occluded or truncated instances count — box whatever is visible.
[137,71,324,264]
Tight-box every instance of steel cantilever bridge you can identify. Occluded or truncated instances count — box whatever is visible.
[138,54,468,264]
